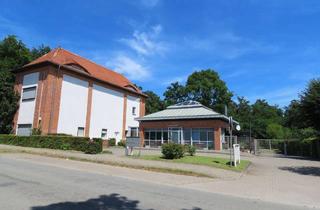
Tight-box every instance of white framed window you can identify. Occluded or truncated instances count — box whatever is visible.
[101,129,107,139]
[129,127,139,137]
[17,124,32,136]
[77,127,85,137]
[132,107,136,115]
[22,86,37,102]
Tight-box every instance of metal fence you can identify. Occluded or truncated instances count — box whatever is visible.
[224,136,320,158]
[223,136,253,152]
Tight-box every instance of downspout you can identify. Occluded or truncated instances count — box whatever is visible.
[48,64,61,133]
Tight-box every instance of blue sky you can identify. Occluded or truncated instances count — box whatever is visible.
[1,0,319,107]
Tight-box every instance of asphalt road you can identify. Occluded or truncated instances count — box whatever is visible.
[0,155,315,210]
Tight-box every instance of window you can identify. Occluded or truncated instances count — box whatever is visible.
[192,129,200,141]
[162,131,168,140]
[132,107,136,115]
[200,129,207,142]
[17,124,32,136]
[156,131,162,140]
[22,87,37,101]
[101,129,107,139]
[144,131,150,139]
[129,127,139,137]
[77,127,84,137]
[183,129,191,140]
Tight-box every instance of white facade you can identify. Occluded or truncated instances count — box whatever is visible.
[126,95,140,131]
[57,75,88,136]
[89,84,124,142]
[16,72,39,126]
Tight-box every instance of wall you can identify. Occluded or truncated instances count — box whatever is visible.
[57,74,88,136]
[140,119,229,150]
[125,95,140,131]
[16,72,39,128]
[89,84,124,142]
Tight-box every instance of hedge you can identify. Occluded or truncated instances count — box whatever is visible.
[0,135,102,154]
[277,139,320,158]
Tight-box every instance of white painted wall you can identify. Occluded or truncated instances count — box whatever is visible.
[126,95,140,131]
[17,72,39,126]
[57,75,88,136]
[89,84,124,142]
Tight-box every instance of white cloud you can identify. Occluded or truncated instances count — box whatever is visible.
[106,55,150,81]
[247,86,302,107]
[120,24,167,56]
[162,75,188,86]
[185,31,279,59]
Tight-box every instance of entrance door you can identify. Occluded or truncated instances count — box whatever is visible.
[169,128,182,144]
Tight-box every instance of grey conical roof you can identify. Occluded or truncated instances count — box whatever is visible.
[136,101,237,123]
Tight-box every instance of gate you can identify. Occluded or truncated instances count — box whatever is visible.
[254,139,300,156]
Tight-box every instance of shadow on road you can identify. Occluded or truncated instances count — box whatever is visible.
[31,193,202,210]
[279,166,320,176]
[31,193,147,210]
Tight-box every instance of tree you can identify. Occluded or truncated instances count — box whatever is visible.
[284,100,305,129]
[300,78,320,132]
[143,90,164,114]
[233,97,252,136]
[0,35,50,133]
[186,69,233,113]
[250,99,283,138]
[0,71,20,133]
[30,44,51,60]
[163,82,187,107]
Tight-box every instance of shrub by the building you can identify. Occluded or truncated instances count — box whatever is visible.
[108,138,116,146]
[161,143,185,159]
[0,135,102,154]
[117,140,126,147]
[184,144,196,156]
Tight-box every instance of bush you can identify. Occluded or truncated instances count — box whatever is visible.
[85,138,103,154]
[0,135,102,154]
[117,140,126,147]
[277,139,320,158]
[161,143,185,159]
[184,144,196,156]
[108,138,116,146]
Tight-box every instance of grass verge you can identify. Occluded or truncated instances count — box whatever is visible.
[139,155,251,172]
[0,147,212,178]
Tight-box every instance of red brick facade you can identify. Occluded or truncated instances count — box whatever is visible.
[13,63,146,136]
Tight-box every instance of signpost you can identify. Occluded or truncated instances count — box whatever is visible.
[125,137,141,156]
[233,144,241,167]
[229,116,241,167]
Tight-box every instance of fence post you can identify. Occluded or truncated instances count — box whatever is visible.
[254,139,257,155]
[269,139,272,151]
[284,141,287,156]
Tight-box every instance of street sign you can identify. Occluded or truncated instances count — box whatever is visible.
[126,137,140,147]
[125,137,141,156]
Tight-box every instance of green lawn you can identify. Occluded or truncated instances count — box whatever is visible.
[139,155,250,172]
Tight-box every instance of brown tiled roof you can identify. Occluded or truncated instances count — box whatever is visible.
[24,48,143,95]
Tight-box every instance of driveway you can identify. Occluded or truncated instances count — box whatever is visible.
[110,147,320,208]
